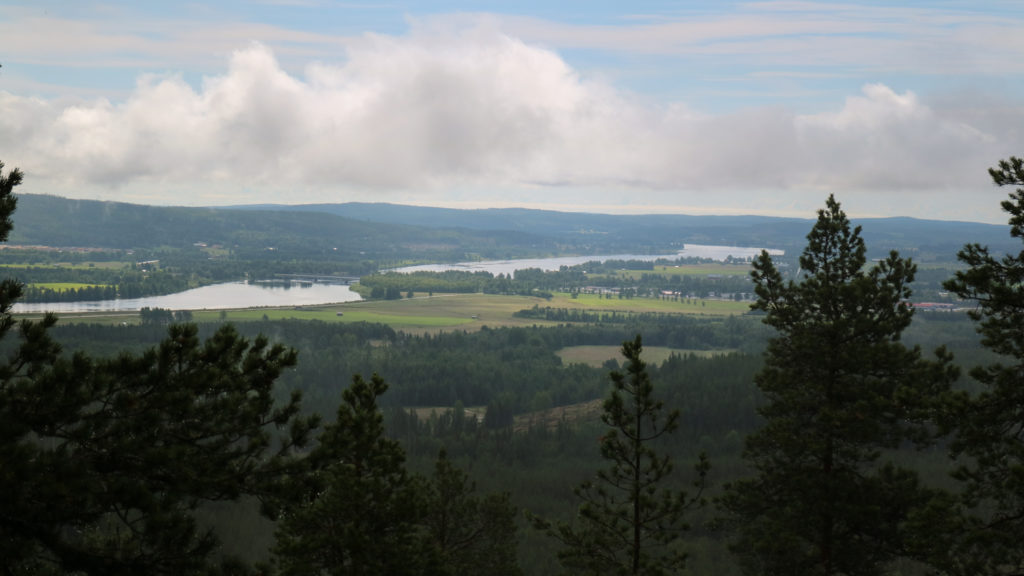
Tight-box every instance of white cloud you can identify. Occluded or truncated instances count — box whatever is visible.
[0,26,1019,219]
[793,84,997,190]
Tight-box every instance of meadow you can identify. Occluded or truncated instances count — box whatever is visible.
[553,292,749,315]
[26,282,111,292]
[191,291,750,332]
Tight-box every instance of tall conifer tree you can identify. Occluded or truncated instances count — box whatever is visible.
[533,335,708,576]
[942,157,1024,574]
[423,449,521,576]
[0,161,319,575]
[275,373,525,576]
[274,373,431,576]
[720,195,956,575]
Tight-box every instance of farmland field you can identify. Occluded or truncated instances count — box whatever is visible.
[190,292,751,331]
[190,293,559,333]
[547,292,750,315]
[28,291,752,332]
[28,282,111,292]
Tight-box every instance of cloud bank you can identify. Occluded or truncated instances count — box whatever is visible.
[0,25,1019,215]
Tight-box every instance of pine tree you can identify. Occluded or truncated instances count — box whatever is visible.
[423,449,521,576]
[942,156,1024,575]
[2,322,318,575]
[274,373,431,576]
[0,161,319,574]
[275,373,524,576]
[719,195,956,575]
[533,335,708,576]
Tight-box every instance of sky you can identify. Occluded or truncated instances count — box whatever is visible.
[2,1,1024,223]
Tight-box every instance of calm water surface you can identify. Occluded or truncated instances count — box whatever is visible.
[392,244,783,276]
[13,281,362,314]
[13,244,781,313]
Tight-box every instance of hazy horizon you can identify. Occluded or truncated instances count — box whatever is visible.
[18,190,1017,227]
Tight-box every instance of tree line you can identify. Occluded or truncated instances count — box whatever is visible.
[358,264,755,300]
[12,265,189,303]
[46,312,769,418]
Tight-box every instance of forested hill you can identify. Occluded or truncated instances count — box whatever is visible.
[238,201,1016,259]
[8,194,559,260]
[9,194,1016,261]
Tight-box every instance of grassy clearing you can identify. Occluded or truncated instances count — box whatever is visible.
[39,313,139,326]
[34,291,751,331]
[661,263,752,275]
[190,293,561,333]
[29,282,111,292]
[548,292,750,316]
[193,306,478,328]
[556,345,736,368]
[513,398,604,433]
[404,405,488,422]
[200,247,230,258]
[399,400,606,433]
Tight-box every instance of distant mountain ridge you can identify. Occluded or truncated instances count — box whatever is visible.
[3,195,1015,262]
[236,201,1017,260]
[7,195,559,261]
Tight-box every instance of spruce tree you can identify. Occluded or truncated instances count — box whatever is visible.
[719,195,956,575]
[533,335,708,576]
[942,156,1024,574]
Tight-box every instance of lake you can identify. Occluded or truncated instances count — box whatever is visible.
[391,244,783,276]
[12,281,362,314]
[11,244,781,313]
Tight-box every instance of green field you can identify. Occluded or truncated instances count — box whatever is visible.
[30,291,752,332]
[548,292,750,315]
[190,293,559,333]
[405,405,488,422]
[556,345,736,368]
[28,282,111,292]
[47,313,139,326]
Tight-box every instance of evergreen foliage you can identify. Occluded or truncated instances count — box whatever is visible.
[532,335,709,576]
[10,193,563,261]
[274,373,429,576]
[274,373,522,576]
[719,195,957,575]
[0,161,318,575]
[942,156,1024,574]
[423,450,521,576]
[0,321,319,575]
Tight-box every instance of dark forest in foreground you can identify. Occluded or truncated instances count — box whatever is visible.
[5,157,1024,575]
